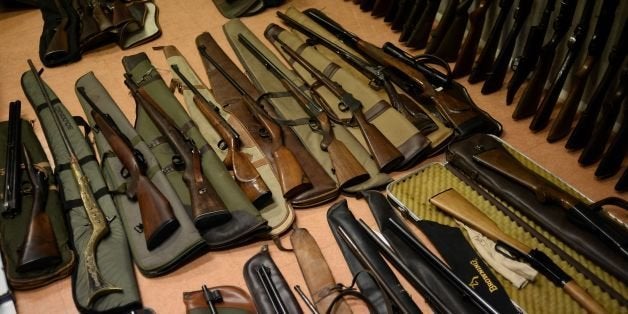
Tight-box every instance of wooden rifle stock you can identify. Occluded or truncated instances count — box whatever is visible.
[433,0,473,62]
[191,96,272,207]
[616,168,628,192]
[170,63,272,207]
[424,0,459,54]
[272,34,403,172]
[238,34,369,188]
[371,0,393,17]
[390,0,414,31]
[16,145,61,272]
[482,0,533,94]
[506,0,556,105]
[530,0,596,132]
[399,0,426,42]
[467,0,513,84]
[430,189,605,314]
[452,0,494,78]
[196,46,309,200]
[78,87,179,250]
[126,78,230,230]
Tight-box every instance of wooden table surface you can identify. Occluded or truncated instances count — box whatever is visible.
[0,1,624,313]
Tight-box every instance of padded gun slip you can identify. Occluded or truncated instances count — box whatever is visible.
[75,72,208,277]
[0,119,75,290]
[122,52,272,247]
[21,63,141,313]
[387,142,627,313]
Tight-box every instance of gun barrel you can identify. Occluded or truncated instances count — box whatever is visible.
[3,101,22,219]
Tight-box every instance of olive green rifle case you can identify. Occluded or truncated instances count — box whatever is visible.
[75,72,208,276]
[158,47,295,236]
[0,119,75,290]
[122,53,273,243]
[387,140,628,313]
[21,70,141,313]
[223,19,392,193]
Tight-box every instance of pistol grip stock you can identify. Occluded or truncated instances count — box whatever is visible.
[272,146,311,199]
[136,175,179,250]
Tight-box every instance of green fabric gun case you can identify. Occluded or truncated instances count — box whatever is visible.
[0,119,75,290]
[22,68,141,313]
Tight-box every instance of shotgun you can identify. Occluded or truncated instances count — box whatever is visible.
[16,145,61,272]
[2,101,22,219]
[430,188,605,313]
[512,0,578,120]
[547,0,620,142]
[406,0,441,49]
[481,0,534,94]
[506,0,556,105]
[390,0,414,31]
[196,46,309,200]
[452,0,495,78]
[28,59,122,306]
[565,21,628,150]
[467,0,514,84]
[432,0,473,62]
[424,0,460,54]
[399,0,426,42]
[170,64,272,207]
[44,0,70,62]
[529,0,596,132]
[124,75,231,230]
[78,87,180,250]
[238,34,370,189]
[268,31,404,172]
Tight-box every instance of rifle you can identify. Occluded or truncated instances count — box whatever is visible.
[238,34,370,189]
[27,59,122,306]
[529,0,596,132]
[268,31,404,172]
[512,0,578,120]
[385,218,502,314]
[399,0,426,42]
[390,0,414,31]
[595,99,627,179]
[506,0,556,105]
[304,9,497,137]
[16,145,61,272]
[384,0,400,23]
[430,188,605,313]
[433,0,474,62]
[472,146,628,259]
[578,67,628,166]
[44,0,70,63]
[276,12,437,134]
[547,0,620,142]
[424,0,460,55]
[196,46,309,200]
[77,87,179,250]
[293,285,319,314]
[2,101,22,219]
[169,64,272,207]
[481,0,534,94]
[124,74,231,230]
[565,21,628,150]
[406,0,441,49]
[452,0,495,78]
[467,0,514,84]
